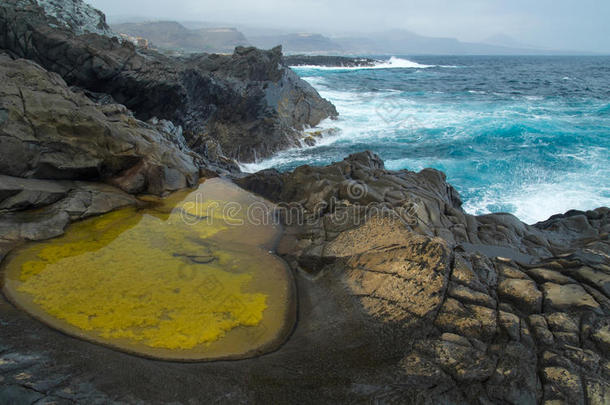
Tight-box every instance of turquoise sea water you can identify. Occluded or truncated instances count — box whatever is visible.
[243,56,610,224]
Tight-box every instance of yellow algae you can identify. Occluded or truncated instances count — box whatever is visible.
[181,199,245,225]
[17,239,267,349]
[2,178,295,360]
[19,208,143,281]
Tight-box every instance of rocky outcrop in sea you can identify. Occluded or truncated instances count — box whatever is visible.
[0,1,608,404]
[0,0,337,163]
[283,55,378,67]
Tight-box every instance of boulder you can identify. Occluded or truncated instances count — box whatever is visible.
[498,310,521,341]
[525,267,576,284]
[325,216,451,327]
[417,339,496,382]
[591,323,610,353]
[497,278,543,314]
[542,283,601,314]
[486,342,539,404]
[542,366,585,405]
[0,53,199,195]
[26,0,113,36]
[0,175,69,211]
[447,282,496,308]
[434,298,497,340]
[0,177,138,243]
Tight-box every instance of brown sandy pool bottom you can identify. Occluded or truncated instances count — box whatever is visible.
[1,178,296,361]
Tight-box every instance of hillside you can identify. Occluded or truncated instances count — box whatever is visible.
[112,21,249,53]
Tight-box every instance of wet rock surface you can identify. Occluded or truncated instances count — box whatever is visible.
[0,176,138,260]
[0,53,199,196]
[283,55,378,67]
[0,0,337,163]
[233,151,610,404]
[0,152,607,404]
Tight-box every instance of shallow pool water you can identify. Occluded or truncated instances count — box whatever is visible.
[1,178,295,361]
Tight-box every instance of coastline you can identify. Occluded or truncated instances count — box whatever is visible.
[0,1,609,404]
[258,55,610,224]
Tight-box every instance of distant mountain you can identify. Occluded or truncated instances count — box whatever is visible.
[483,34,539,50]
[111,21,249,53]
[249,33,342,53]
[331,30,557,55]
[110,20,593,56]
[247,29,574,55]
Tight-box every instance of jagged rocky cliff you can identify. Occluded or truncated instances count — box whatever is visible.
[0,0,337,249]
[0,53,199,195]
[0,0,337,163]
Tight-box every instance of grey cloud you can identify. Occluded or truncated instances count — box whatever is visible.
[88,0,610,53]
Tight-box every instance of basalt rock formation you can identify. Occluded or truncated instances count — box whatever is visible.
[0,51,200,257]
[0,175,139,260]
[235,151,610,404]
[0,0,336,248]
[0,0,337,163]
[237,151,608,261]
[284,54,378,67]
[0,53,199,195]
[1,150,608,404]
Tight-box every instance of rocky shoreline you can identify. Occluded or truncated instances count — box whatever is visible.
[0,1,609,404]
[0,0,337,163]
[283,55,378,67]
[1,151,609,404]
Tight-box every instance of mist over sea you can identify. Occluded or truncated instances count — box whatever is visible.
[243,55,610,224]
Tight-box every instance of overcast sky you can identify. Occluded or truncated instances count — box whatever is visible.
[88,0,610,53]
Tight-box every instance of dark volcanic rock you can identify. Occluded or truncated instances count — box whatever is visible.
[232,151,610,404]
[0,175,138,263]
[1,152,609,405]
[284,54,378,67]
[16,0,113,36]
[237,151,609,260]
[0,0,338,162]
[0,53,199,195]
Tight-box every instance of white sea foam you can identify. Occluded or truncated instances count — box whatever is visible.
[248,65,610,225]
[240,156,296,173]
[374,57,435,69]
[463,181,610,225]
[290,57,451,71]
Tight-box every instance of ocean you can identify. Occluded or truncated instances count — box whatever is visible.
[242,56,610,224]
